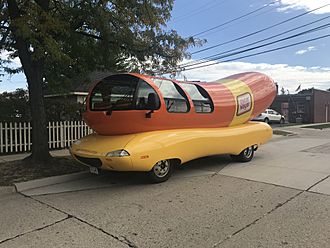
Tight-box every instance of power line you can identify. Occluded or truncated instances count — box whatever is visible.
[179,34,330,72]
[198,4,280,39]
[180,15,330,68]
[192,1,278,37]
[178,23,330,71]
[184,22,330,68]
[171,0,229,23]
[190,3,330,55]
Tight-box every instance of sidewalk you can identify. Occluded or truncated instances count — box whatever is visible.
[0,149,70,163]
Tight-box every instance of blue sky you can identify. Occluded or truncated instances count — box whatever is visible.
[1,0,330,92]
[168,0,330,67]
[167,0,330,92]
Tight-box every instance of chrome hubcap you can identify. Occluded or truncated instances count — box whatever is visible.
[243,147,253,158]
[153,160,170,178]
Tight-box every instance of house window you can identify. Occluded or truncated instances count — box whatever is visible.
[297,103,305,113]
[153,79,189,113]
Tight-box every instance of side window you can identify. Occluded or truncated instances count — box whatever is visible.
[135,80,160,110]
[153,79,189,113]
[180,83,214,113]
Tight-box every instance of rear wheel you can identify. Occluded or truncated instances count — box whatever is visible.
[148,159,173,183]
[264,118,269,124]
[231,146,254,162]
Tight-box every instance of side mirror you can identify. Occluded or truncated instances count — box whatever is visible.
[146,93,160,118]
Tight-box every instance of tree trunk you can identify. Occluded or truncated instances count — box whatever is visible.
[26,64,52,162]
[7,0,51,163]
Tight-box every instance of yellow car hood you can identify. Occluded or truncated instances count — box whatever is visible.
[71,133,136,156]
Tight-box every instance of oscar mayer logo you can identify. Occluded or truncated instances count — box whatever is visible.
[236,92,252,116]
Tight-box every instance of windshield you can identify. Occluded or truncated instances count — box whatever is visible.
[89,74,159,111]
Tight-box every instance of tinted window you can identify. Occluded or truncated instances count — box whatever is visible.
[153,79,189,113]
[180,83,213,113]
[136,80,160,110]
[90,75,159,111]
[90,75,138,111]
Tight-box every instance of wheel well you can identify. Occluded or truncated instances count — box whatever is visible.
[170,158,181,166]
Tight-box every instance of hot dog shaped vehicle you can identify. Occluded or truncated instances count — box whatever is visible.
[70,72,276,182]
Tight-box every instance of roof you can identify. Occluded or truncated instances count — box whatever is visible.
[44,71,113,97]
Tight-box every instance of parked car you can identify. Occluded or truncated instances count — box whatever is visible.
[252,108,285,124]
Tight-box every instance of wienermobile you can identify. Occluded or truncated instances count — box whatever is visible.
[70,72,276,182]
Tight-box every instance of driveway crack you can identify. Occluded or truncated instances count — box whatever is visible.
[212,174,330,247]
[211,190,303,247]
[19,192,138,248]
[0,216,71,245]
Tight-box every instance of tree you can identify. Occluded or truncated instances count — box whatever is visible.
[0,0,203,163]
[0,88,30,122]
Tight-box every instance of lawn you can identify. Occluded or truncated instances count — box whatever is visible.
[0,157,86,186]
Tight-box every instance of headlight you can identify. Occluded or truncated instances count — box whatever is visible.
[106,149,130,157]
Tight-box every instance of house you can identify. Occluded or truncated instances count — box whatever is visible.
[271,88,330,123]
[44,71,112,120]
[44,71,113,104]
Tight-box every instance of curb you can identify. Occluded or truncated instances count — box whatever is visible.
[0,149,70,164]
[14,171,91,193]
[0,186,16,194]
[273,130,296,136]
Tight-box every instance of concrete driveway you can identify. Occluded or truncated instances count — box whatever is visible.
[1,126,330,247]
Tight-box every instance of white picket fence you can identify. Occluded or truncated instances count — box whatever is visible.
[0,121,93,154]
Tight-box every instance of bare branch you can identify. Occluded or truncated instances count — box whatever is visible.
[75,30,102,40]
[0,24,10,47]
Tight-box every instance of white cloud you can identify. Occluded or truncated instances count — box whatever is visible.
[278,0,330,14]
[0,50,21,67]
[295,46,317,55]
[177,60,330,92]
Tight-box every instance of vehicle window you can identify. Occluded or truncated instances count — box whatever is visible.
[180,83,213,113]
[90,75,138,111]
[153,79,189,113]
[135,80,160,110]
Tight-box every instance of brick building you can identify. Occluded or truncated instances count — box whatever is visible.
[271,89,330,123]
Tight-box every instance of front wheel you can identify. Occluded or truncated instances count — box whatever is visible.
[231,146,254,162]
[148,159,173,183]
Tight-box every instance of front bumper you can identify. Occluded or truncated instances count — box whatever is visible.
[70,149,133,171]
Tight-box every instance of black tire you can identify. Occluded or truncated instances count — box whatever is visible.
[231,146,254,162]
[280,118,285,124]
[264,118,269,124]
[148,159,174,183]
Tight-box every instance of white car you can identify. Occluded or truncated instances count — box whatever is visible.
[253,108,285,124]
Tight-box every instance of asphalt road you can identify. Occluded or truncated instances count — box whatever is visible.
[1,125,330,247]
